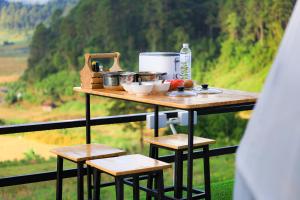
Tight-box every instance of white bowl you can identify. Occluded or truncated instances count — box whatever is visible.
[130,82,154,96]
[153,81,170,94]
[122,83,134,94]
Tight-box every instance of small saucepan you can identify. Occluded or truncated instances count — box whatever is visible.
[103,72,136,90]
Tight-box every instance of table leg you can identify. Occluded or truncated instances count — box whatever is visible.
[174,150,183,199]
[86,94,91,144]
[154,105,159,200]
[56,156,63,200]
[203,145,211,200]
[187,110,194,199]
[146,105,160,200]
[77,162,84,200]
[85,94,92,199]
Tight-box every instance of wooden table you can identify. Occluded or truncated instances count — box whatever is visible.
[74,87,258,200]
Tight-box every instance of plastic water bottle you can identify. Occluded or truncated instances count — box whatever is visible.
[180,43,192,80]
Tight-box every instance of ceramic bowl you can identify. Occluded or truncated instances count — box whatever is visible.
[130,82,154,96]
[122,83,134,94]
[153,81,170,94]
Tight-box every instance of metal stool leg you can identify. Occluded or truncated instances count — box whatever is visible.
[203,145,211,200]
[133,175,140,200]
[56,156,63,200]
[87,165,92,200]
[146,144,155,200]
[156,171,164,200]
[77,162,84,200]
[174,150,183,199]
[93,168,100,200]
[115,177,124,200]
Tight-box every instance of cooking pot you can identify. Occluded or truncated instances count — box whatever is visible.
[103,72,136,90]
[139,52,180,79]
[136,71,167,82]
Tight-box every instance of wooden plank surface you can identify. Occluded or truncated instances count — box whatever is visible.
[144,133,216,150]
[86,154,172,176]
[73,87,258,109]
[50,144,126,162]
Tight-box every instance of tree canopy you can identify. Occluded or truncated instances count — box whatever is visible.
[23,0,294,91]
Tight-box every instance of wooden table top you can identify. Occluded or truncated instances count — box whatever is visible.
[74,87,258,110]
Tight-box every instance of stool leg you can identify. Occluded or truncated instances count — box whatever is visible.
[156,171,164,200]
[56,156,63,200]
[93,168,100,200]
[174,150,183,199]
[87,165,92,200]
[77,162,84,200]
[203,145,211,200]
[133,175,140,200]
[146,144,155,200]
[115,177,124,200]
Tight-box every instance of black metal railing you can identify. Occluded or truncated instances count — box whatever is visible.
[0,106,253,187]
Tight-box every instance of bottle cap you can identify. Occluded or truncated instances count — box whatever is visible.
[183,43,189,48]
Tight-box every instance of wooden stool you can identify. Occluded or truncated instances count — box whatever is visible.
[144,134,215,200]
[86,154,172,200]
[51,144,126,200]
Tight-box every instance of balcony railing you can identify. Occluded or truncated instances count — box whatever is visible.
[0,105,254,187]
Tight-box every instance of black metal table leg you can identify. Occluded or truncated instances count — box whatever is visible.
[77,162,84,200]
[133,175,140,200]
[187,110,194,200]
[154,105,159,157]
[156,171,165,200]
[93,168,100,200]
[146,105,159,200]
[56,156,63,200]
[203,145,211,200]
[174,150,183,199]
[115,177,124,200]
[86,94,91,144]
[86,94,92,200]
[87,165,92,200]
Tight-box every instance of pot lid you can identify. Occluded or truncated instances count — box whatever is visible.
[167,86,197,97]
[194,84,222,94]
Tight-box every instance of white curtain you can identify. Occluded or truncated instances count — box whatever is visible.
[234,1,300,199]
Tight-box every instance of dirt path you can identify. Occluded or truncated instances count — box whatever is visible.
[0,135,59,161]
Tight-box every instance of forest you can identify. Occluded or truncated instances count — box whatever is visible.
[19,0,294,93]
[0,0,78,31]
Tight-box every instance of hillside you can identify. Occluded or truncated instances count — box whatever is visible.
[22,0,295,93]
[0,0,78,31]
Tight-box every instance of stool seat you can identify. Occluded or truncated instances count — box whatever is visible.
[51,144,126,162]
[86,154,171,176]
[144,133,215,150]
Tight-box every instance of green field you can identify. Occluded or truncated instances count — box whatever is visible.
[0,30,30,83]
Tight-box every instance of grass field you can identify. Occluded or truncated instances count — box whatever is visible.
[0,149,236,200]
[0,30,30,84]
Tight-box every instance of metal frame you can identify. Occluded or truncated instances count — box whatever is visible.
[92,168,165,200]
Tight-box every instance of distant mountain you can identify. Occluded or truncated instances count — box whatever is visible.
[0,0,8,6]
[7,0,51,4]
[0,0,78,30]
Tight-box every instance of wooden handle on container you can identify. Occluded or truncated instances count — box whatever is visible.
[84,52,122,72]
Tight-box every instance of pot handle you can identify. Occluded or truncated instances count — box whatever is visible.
[84,52,122,72]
